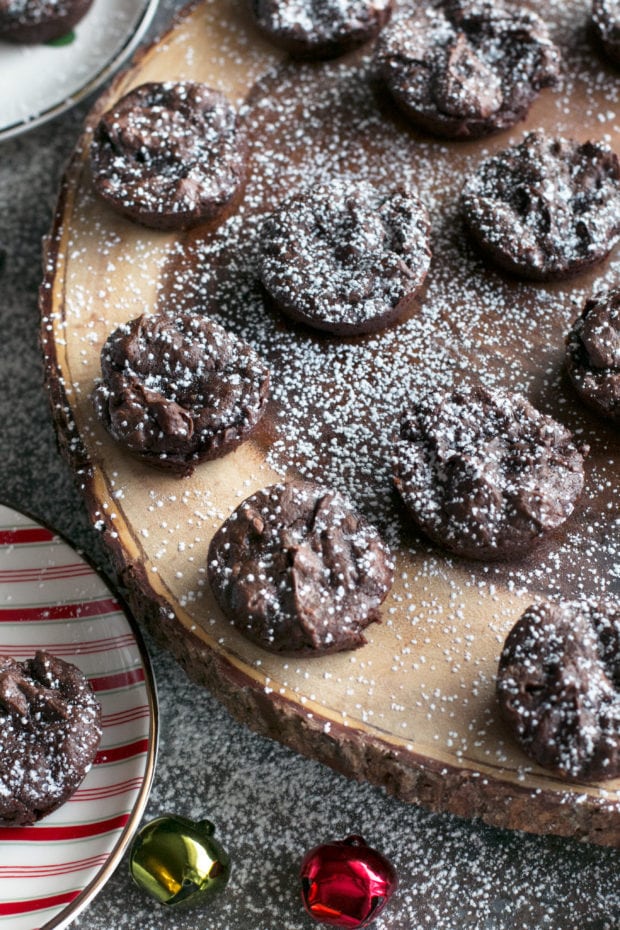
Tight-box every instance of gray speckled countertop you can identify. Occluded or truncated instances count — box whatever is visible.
[1,2,620,928]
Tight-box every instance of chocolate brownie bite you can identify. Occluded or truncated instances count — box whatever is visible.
[392,385,586,561]
[250,0,392,59]
[461,131,620,280]
[566,289,620,423]
[375,0,560,140]
[207,480,394,655]
[259,180,431,335]
[497,600,620,781]
[592,0,620,66]
[0,652,102,825]
[0,0,93,43]
[89,82,247,231]
[93,312,270,477]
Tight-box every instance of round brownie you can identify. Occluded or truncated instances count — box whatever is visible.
[375,0,560,140]
[0,652,102,825]
[461,131,620,280]
[93,312,270,477]
[392,384,586,561]
[250,0,392,58]
[566,289,620,424]
[0,0,93,43]
[207,480,394,655]
[259,180,431,335]
[89,82,247,231]
[497,600,620,781]
[592,0,620,66]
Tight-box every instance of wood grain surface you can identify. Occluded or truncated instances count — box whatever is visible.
[41,0,620,845]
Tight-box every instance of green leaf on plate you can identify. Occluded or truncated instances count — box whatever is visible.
[46,30,76,46]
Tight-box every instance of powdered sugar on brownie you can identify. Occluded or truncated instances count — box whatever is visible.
[593,0,620,65]
[392,384,587,560]
[93,312,270,476]
[259,179,431,334]
[208,480,394,654]
[497,599,620,779]
[0,652,102,825]
[461,131,620,279]
[376,0,560,139]
[251,0,392,58]
[566,288,620,421]
[0,0,93,42]
[90,82,247,230]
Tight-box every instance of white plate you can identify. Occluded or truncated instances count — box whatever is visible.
[0,503,158,930]
[0,0,159,140]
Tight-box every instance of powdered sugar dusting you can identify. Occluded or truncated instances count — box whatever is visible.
[252,0,392,56]
[43,0,620,865]
[166,32,620,592]
[0,652,102,824]
[393,384,586,560]
[498,599,620,780]
[375,0,561,139]
[461,131,620,278]
[208,479,394,653]
[258,178,431,333]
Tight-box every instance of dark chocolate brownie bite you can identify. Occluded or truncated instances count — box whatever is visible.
[375,0,560,140]
[392,384,586,561]
[250,0,392,59]
[258,179,431,335]
[461,131,620,280]
[93,312,270,477]
[0,652,102,825]
[566,289,620,424]
[497,600,620,781]
[89,82,247,231]
[207,480,394,655]
[592,0,620,66]
[0,0,93,43]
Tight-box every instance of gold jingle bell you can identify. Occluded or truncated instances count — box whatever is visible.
[129,814,231,909]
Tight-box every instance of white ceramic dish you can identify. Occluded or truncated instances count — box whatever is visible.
[0,502,158,930]
[0,0,159,141]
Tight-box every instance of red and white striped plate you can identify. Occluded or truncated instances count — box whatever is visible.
[0,503,158,930]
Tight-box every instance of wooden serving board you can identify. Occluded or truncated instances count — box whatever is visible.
[41,0,620,845]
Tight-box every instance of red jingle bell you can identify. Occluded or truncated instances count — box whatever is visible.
[300,834,397,928]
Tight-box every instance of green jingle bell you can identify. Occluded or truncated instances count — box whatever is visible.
[129,814,231,909]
